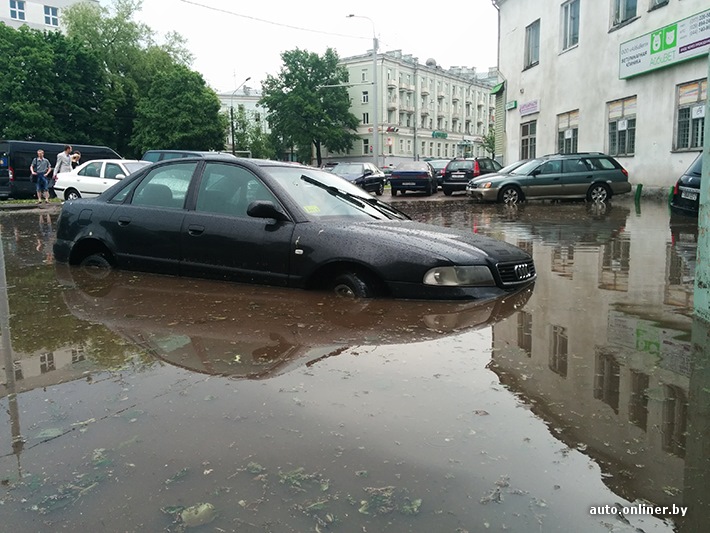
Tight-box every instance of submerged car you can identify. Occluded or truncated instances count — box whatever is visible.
[467,152,630,204]
[330,162,386,195]
[669,153,702,217]
[442,157,502,196]
[54,159,151,200]
[53,156,535,300]
[389,161,438,196]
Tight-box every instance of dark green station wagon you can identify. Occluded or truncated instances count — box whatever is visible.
[466,152,631,204]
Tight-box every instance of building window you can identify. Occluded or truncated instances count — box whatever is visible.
[594,352,620,413]
[10,0,26,20]
[524,19,540,69]
[517,311,532,356]
[421,141,426,156]
[362,112,369,124]
[608,96,636,156]
[628,371,649,431]
[662,385,688,458]
[675,79,707,151]
[40,352,56,374]
[72,348,86,364]
[14,360,23,381]
[649,0,669,9]
[562,0,579,50]
[363,139,369,155]
[361,91,369,104]
[361,69,368,82]
[520,120,537,159]
[44,5,59,26]
[613,0,637,26]
[549,325,568,377]
[557,110,579,153]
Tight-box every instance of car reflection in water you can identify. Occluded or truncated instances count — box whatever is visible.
[56,264,533,379]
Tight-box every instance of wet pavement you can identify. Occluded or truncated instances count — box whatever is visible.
[1,198,708,532]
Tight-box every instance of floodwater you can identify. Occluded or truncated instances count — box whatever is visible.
[0,199,707,532]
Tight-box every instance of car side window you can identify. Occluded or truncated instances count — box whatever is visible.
[563,158,589,172]
[537,160,562,174]
[105,163,123,179]
[131,162,196,209]
[196,162,276,217]
[80,162,102,177]
[479,159,493,171]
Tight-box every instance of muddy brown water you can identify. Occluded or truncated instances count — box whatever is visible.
[1,199,707,532]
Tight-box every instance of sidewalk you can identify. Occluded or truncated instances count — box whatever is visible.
[0,201,63,212]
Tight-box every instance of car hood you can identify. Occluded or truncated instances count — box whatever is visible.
[330,220,531,264]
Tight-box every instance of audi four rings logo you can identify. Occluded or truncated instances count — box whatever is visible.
[514,263,532,280]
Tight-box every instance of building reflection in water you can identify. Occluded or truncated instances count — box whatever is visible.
[471,202,707,526]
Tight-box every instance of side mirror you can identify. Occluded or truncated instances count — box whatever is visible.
[247,200,289,221]
[116,174,126,180]
[363,169,373,176]
[531,168,541,176]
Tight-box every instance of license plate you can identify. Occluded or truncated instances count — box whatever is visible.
[452,172,465,177]
[402,182,416,186]
[681,190,697,201]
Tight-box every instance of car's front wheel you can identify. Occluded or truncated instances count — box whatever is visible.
[65,188,81,200]
[391,188,397,196]
[499,185,522,204]
[587,183,611,203]
[376,182,384,196]
[332,272,375,299]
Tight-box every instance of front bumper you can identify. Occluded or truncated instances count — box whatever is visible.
[466,185,499,202]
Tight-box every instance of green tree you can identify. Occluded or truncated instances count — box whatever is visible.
[260,48,360,165]
[230,106,276,159]
[130,64,227,153]
[483,129,496,158]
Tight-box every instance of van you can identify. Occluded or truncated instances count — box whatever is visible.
[141,149,237,163]
[0,140,121,199]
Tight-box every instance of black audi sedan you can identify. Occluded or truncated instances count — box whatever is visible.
[330,161,386,196]
[53,156,536,300]
[670,153,702,217]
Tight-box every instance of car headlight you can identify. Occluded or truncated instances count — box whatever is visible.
[423,266,495,286]
[481,182,493,189]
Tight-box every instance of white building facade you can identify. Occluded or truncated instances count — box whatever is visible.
[329,50,497,168]
[492,0,708,190]
[216,86,268,155]
[1,0,97,31]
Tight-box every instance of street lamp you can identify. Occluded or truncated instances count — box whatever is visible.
[230,76,252,155]
[347,14,379,168]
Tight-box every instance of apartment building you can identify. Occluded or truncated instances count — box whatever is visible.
[492,0,708,189]
[330,50,497,167]
[1,0,97,31]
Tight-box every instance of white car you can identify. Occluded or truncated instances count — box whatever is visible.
[54,159,151,200]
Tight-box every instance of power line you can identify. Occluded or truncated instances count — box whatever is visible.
[177,0,367,41]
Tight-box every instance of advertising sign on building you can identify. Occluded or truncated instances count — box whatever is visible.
[619,8,710,79]
[519,100,540,117]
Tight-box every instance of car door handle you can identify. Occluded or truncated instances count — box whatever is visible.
[117,217,131,226]
[187,225,204,236]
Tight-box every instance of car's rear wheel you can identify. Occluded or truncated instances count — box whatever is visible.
[376,182,384,196]
[587,183,611,203]
[79,252,113,280]
[443,188,453,196]
[332,272,375,299]
[65,188,81,200]
[391,188,397,196]
[499,185,522,204]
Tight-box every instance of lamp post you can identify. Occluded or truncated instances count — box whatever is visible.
[347,14,378,168]
[230,76,251,155]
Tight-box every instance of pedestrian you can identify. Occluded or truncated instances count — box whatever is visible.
[71,150,81,169]
[52,145,73,199]
[29,149,52,205]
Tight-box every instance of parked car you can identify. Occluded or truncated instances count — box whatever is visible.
[389,161,438,196]
[53,156,536,300]
[426,159,451,187]
[442,157,503,196]
[466,152,631,204]
[141,149,237,162]
[0,140,121,199]
[54,159,151,200]
[669,153,702,217]
[330,162,386,195]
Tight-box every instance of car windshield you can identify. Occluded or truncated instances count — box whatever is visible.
[124,162,151,174]
[499,160,527,174]
[395,162,428,172]
[687,154,702,176]
[332,163,365,176]
[447,160,473,171]
[509,159,545,175]
[265,165,408,221]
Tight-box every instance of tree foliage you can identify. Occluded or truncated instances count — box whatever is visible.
[230,107,275,159]
[483,129,496,158]
[0,0,224,158]
[260,48,360,165]
[130,64,227,153]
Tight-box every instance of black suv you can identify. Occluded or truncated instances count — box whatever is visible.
[441,157,502,195]
[670,153,702,217]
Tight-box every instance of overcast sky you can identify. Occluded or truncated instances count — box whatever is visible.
[129,0,500,93]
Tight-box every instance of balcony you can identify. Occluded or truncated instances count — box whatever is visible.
[420,85,429,96]
[420,108,430,116]
[387,79,398,88]
[400,103,415,113]
[387,99,398,110]
[404,84,415,93]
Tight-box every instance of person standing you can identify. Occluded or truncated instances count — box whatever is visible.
[30,149,52,205]
[71,150,81,169]
[52,145,73,198]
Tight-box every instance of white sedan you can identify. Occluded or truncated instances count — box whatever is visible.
[54,159,151,200]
